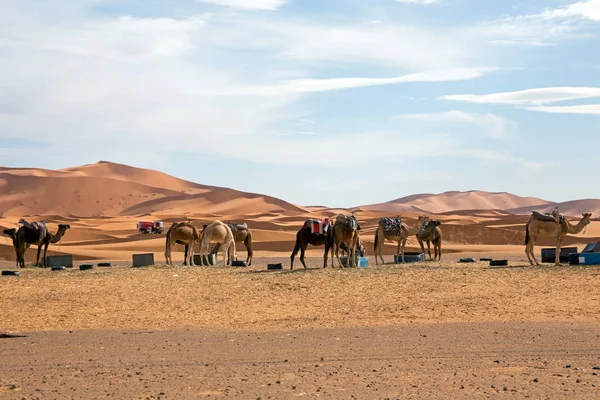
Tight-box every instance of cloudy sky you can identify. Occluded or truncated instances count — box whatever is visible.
[1,0,599,207]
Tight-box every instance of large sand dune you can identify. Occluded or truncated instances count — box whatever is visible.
[1,161,599,265]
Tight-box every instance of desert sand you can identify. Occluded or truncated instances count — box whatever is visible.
[1,161,600,399]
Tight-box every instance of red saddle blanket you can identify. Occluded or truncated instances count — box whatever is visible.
[305,218,330,235]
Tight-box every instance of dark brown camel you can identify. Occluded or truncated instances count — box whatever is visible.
[211,222,254,265]
[416,220,442,261]
[290,219,334,269]
[6,220,70,267]
[3,228,18,266]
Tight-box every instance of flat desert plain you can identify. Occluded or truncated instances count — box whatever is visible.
[1,162,600,399]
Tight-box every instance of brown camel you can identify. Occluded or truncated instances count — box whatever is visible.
[331,214,361,268]
[197,221,237,266]
[416,219,442,261]
[5,220,70,268]
[164,221,199,266]
[374,215,428,265]
[211,222,254,266]
[525,212,592,266]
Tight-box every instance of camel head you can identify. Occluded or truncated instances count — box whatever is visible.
[58,224,71,232]
[358,240,366,257]
[582,212,593,224]
[3,228,17,239]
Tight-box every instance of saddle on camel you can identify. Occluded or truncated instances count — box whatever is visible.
[227,222,248,233]
[304,218,331,236]
[381,216,403,236]
[530,208,564,224]
[19,219,47,243]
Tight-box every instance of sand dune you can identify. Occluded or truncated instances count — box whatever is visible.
[0,161,306,218]
[363,190,551,214]
[509,199,600,217]
[1,162,600,266]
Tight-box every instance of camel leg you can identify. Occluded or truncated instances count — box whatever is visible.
[164,234,171,265]
[290,240,301,270]
[377,231,386,265]
[436,240,442,261]
[323,241,330,269]
[189,243,196,266]
[43,242,49,267]
[299,245,308,269]
[245,236,253,266]
[555,239,563,267]
[220,243,227,266]
[525,246,534,266]
[418,238,425,257]
[374,230,380,265]
[36,244,42,267]
[401,238,406,264]
[396,239,402,264]
[335,240,343,269]
[529,238,541,266]
[426,241,432,260]
[352,235,358,268]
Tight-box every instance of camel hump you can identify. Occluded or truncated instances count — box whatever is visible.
[228,222,248,232]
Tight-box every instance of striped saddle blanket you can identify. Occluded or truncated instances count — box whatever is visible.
[305,218,330,235]
[381,217,402,235]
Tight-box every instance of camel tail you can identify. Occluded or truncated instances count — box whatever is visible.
[524,218,532,245]
[244,231,253,257]
[164,229,171,258]
[374,230,378,252]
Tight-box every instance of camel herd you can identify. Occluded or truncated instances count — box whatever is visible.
[1,210,594,269]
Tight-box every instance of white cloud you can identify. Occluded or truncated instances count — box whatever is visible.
[395,111,513,139]
[198,0,286,10]
[208,67,498,96]
[442,87,600,105]
[395,0,439,4]
[479,0,600,45]
[548,0,600,21]
[526,104,600,114]
[201,15,479,70]
[0,2,514,170]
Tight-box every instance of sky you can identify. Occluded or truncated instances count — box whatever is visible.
[0,0,599,208]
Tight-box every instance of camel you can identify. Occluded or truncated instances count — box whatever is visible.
[525,212,592,266]
[290,219,333,270]
[210,222,254,266]
[197,221,237,266]
[2,228,18,267]
[164,221,199,266]
[416,220,442,261]
[374,216,428,265]
[5,220,70,268]
[331,214,361,268]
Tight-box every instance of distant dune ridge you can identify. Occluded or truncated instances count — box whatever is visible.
[0,161,596,218]
[0,161,307,218]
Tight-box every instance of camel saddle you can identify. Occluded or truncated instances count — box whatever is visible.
[531,211,564,223]
[381,217,402,235]
[304,218,330,235]
[19,219,47,243]
[337,214,359,231]
[227,222,248,233]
